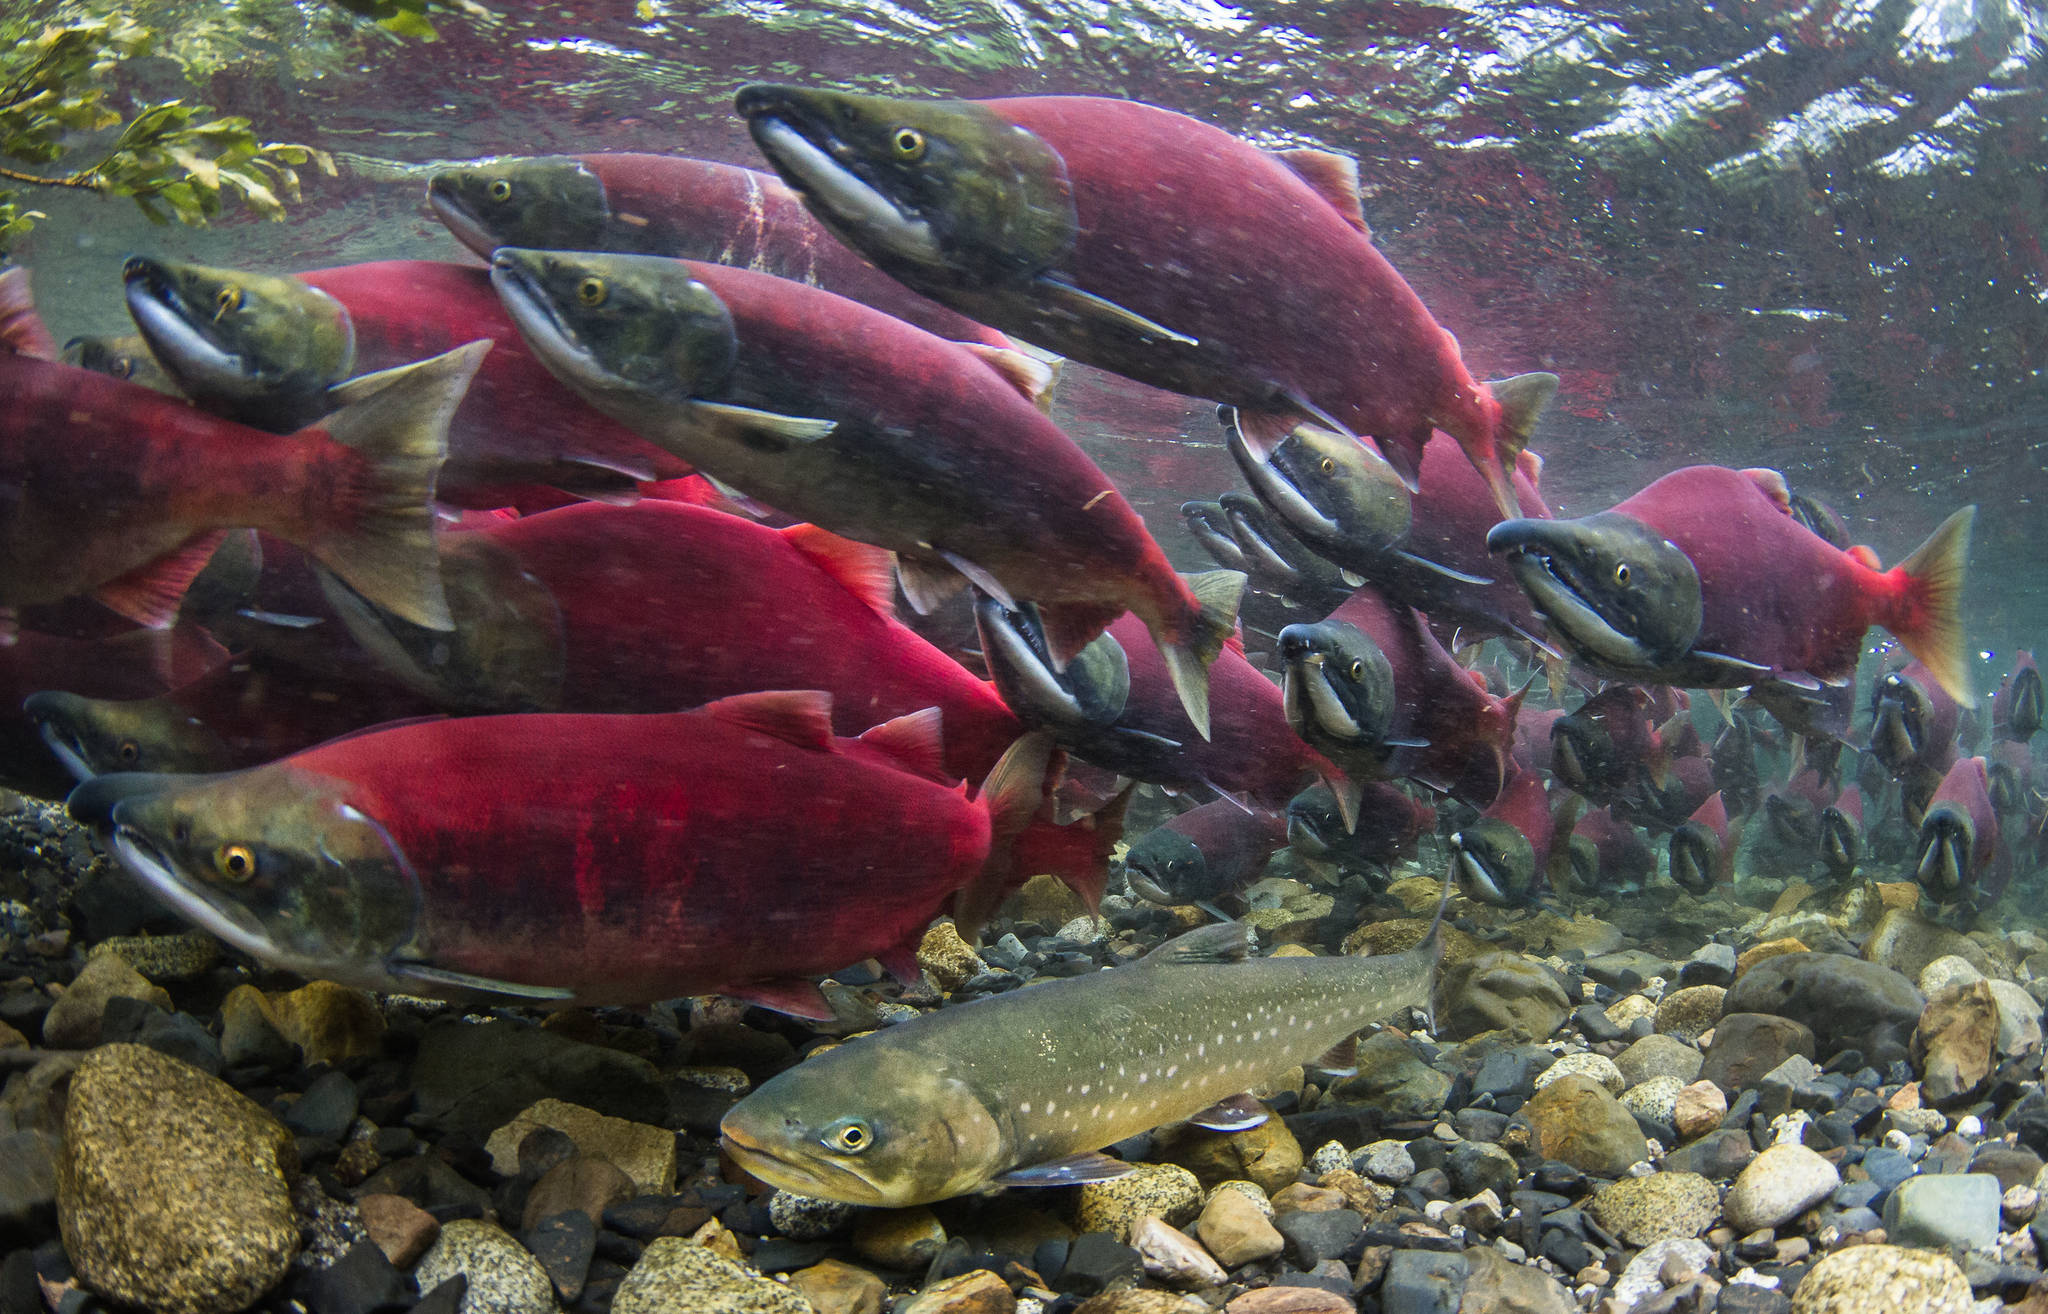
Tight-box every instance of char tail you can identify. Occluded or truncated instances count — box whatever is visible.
[1154,569,1247,743]
[304,340,489,631]
[1888,505,1975,708]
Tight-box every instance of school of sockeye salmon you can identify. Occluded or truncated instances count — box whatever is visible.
[6,83,2048,1314]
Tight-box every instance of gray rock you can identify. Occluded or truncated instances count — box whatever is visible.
[41,954,171,1050]
[1662,1128,1756,1180]
[413,1220,557,1314]
[1614,1034,1704,1088]
[1679,943,1737,988]
[1700,1013,1817,1093]
[1459,1244,1575,1314]
[1723,1143,1839,1233]
[1619,1076,1684,1126]
[1988,979,2044,1057]
[1721,953,1923,1062]
[1381,1248,1468,1314]
[0,1129,57,1236]
[1357,1140,1416,1184]
[1447,1142,1518,1200]
[55,1044,300,1314]
[766,1190,856,1242]
[1787,1243,1971,1313]
[1308,1141,1351,1177]
[1436,952,1572,1041]
[610,1238,810,1314]
[1329,1032,1451,1119]
[1881,1173,2002,1250]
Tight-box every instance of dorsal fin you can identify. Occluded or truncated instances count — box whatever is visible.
[1143,921,1251,965]
[960,343,1061,413]
[1739,468,1793,514]
[781,523,897,618]
[856,707,950,782]
[698,689,835,750]
[1276,148,1369,237]
[1847,544,1882,571]
[0,268,61,361]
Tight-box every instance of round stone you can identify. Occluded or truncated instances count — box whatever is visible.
[1723,1143,1839,1233]
[413,1220,556,1314]
[1618,1075,1683,1125]
[1654,986,1726,1043]
[1589,1172,1720,1246]
[1534,1052,1626,1096]
[1789,1244,1971,1314]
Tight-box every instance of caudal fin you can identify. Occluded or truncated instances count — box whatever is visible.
[1465,372,1557,522]
[1888,505,1975,708]
[304,340,489,631]
[1154,569,1247,743]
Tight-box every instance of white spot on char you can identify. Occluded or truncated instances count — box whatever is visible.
[1020,1102,1032,1114]
[1166,1065,1178,1079]
[1081,1084,1091,1094]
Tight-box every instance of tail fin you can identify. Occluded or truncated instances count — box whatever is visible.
[953,733,1057,939]
[1155,569,1247,742]
[1467,372,1557,521]
[1888,505,1975,708]
[303,340,489,631]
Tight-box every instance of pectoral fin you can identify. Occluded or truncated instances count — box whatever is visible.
[690,400,838,447]
[994,1150,1135,1187]
[1035,277,1199,347]
[1188,1092,1270,1132]
[388,961,577,1002]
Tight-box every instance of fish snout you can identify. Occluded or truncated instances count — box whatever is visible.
[1483,517,1558,557]
[1276,624,1321,665]
[65,770,186,828]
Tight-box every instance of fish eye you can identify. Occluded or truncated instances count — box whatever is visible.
[213,844,256,884]
[111,356,134,379]
[1319,457,1336,475]
[824,1118,873,1154]
[1613,563,1631,585]
[488,178,514,203]
[213,286,242,320]
[1348,658,1366,681]
[891,127,926,161]
[576,276,607,307]
[116,740,140,765]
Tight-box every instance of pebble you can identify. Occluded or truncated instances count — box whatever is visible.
[1619,1074,1683,1124]
[1610,1239,1714,1312]
[1272,1209,1364,1269]
[916,922,987,991]
[483,1099,678,1196]
[41,954,171,1049]
[1723,1143,1841,1233]
[1152,1108,1301,1194]
[1532,1051,1625,1095]
[852,1206,946,1270]
[899,1269,1016,1313]
[1787,1243,1971,1313]
[1076,1164,1201,1241]
[765,1190,856,1243]
[1306,1141,1349,1176]
[55,1044,300,1314]
[1195,1188,1284,1266]
[1589,1172,1721,1246]
[1882,1172,2003,1249]
[521,1156,635,1233]
[1912,980,1999,1104]
[1130,1217,1225,1289]
[789,1259,885,1314]
[1614,1034,1705,1087]
[358,1193,441,1268]
[1356,1140,1417,1184]
[1654,985,1725,1042]
[1518,1073,1649,1177]
[609,1238,809,1314]
[1380,1248,1467,1314]
[414,1221,558,1314]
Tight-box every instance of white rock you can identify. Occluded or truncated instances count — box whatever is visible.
[1988,980,2044,1057]
[1308,1140,1350,1176]
[1919,955,1985,996]
[1535,1051,1626,1095]
[1619,1075,1683,1124]
[1955,1115,1983,1138]
[1612,1239,1714,1311]
[1357,1140,1416,1184]
[1132,1216,1227,1290]
[1724,1143,1840,1233]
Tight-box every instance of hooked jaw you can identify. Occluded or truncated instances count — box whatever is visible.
[121,257,260,400]
[23,692,97,783]
[425,175,499,259]
[1667,823,1718,894]
[1485,514,1701,675]
[735,86,943,271]
[1915,804,1975,902]
[1450,821,1532,907]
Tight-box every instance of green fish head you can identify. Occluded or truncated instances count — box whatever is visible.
[1818,804,1862,878]
[1229,417,1412,558]
[1450,817,1537,907]
[721,1045,1005,1206]
[1914,801,1975,903]
[735,83,1076,289]
[1124,827,1208,905]
[1277,619,1396,761]
[121,256,356,431]
[61,332,183,396]
[974,596,1130,732]
[427,156,611,259]
[69,766,420,986]
[489,247,737,403]
[23,690,233,781]
[1284,783,1344,857]
[1217,492,1354,599]
[1666,820,1722,895]
[1563,832,1602,892]
[1486,512,1702,673]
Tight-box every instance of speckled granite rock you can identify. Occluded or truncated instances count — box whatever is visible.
[55,1044,300,1314]
[1787,1244,1971,1313]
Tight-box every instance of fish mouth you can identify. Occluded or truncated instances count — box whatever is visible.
[1550,732,1589,794]
[1667,824,1717,894]
[1450,834,1510,906]
[426,177,499,260]
[1915,805,1973,900]
[1282,654,1362,744]
[1487,516,1696,673]
[23,693,96,783]
[718,1125,888,1206]
[1124,861,1177,906]
[1286,810,1332,858]
[974,597,1089,729]
[488,250,623,397]
[1869,678,1926,764]
[108,820,286,964]
[735,87,942,270]
[1182,502,1250,574]
[1818,811,1859,875]
[121,256,260,398]
[1220,498,1304,591]
[1490,526,1652,669]
[1222,414,1347,545]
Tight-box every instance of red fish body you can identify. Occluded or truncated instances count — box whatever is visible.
[85,693,1084,1013]
[297,262,692,507]
[1123,798,1288,905]
[1565,806,1655,891]
[1367,437,1553,642]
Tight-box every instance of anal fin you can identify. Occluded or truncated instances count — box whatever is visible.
[95,531,231,629]
[993,1150,1135,1187]
[723,977,836,1020]
[1187,1092,1270,1132]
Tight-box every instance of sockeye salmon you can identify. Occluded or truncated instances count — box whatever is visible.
[487,247,1243,737]
[67,692,1116,1018]
[734,85,1557,519]
[720,890,1445,1205]
[0,268,477,634]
